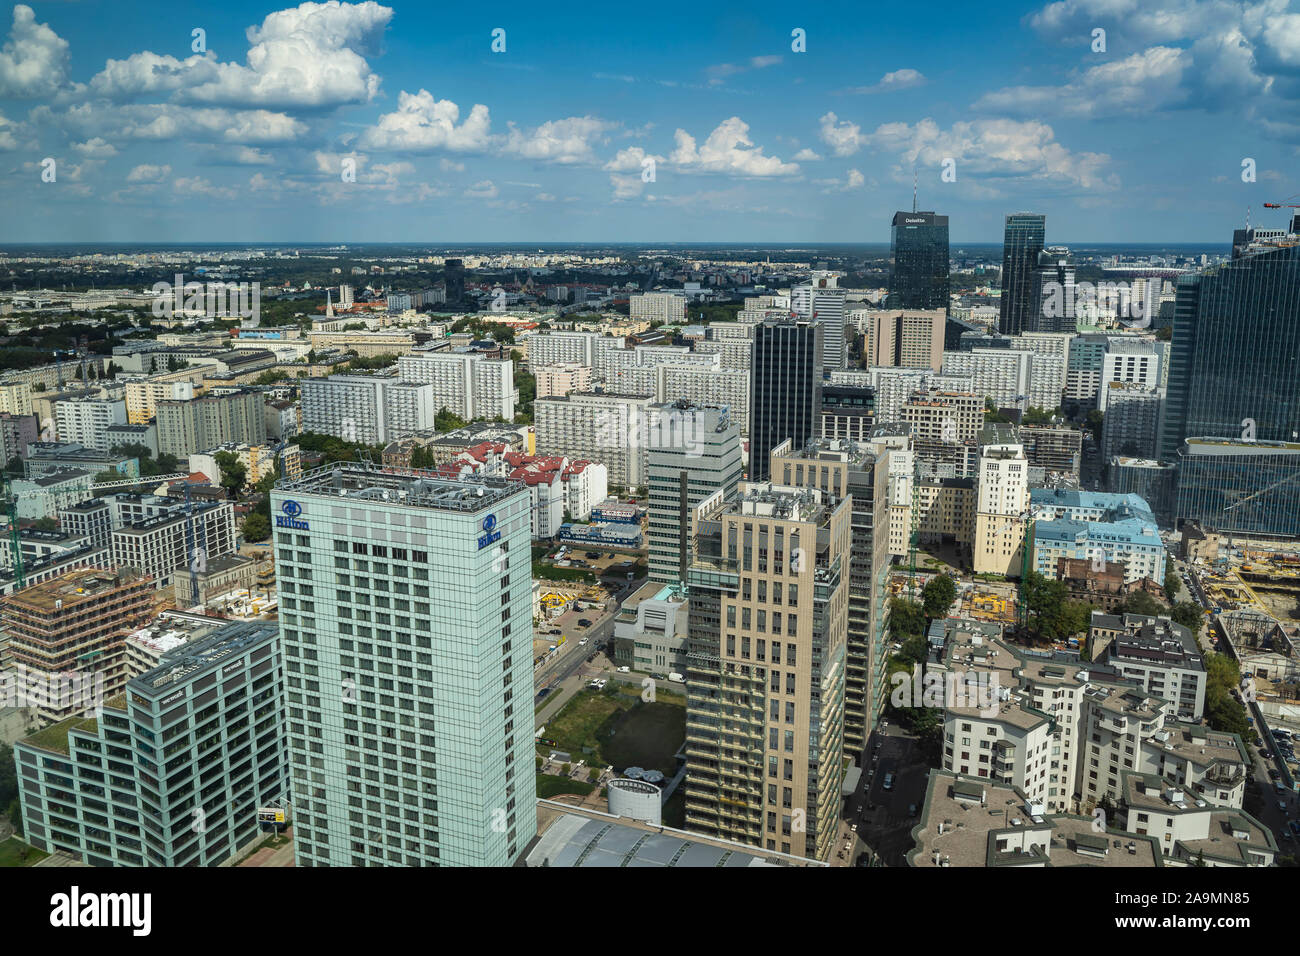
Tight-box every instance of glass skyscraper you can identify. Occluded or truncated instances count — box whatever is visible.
[889,210,950,311]
[1159,242,1300,460]
[999,213,1046,335]
[1175,438,1300,537]
[271,464,536,867]
[749,319,824,481]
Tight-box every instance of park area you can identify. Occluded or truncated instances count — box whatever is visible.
[539,684,685,777]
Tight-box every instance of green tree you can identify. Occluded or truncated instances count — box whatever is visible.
[241,511,271,542]
[214,450,247,495]
[1085,409,1104,442]
[1116,590,1165,617]
[435,407,468,431]
[1164,569,1181,600]
[1170,601,1205,633]
[889,597,927,642]
[922,574,957,620]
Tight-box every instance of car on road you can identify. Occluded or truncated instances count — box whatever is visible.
[882,773,895,790]
[1277,782,1289,795]
[1291,821,1300,836]
[908,803,918,816]
[578,638,588,646]
[536,688,551,700]
[617,665,630,673]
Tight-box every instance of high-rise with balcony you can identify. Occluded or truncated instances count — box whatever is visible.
[646,401,743,585]
[770,437,891,754]
[749,319,824,481]
[270,463,536,867]
[999,213,1046,335]
[2,568,153,723]
[683,482,850,860]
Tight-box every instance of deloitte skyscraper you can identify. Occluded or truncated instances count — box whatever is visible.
[271,463,536,866]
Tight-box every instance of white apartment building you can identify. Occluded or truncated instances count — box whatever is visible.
[630,292,687,325]
[522,331,627,372]
[934,626,1248,817]
[111,499,236,590]
[300,375,438,443]
[55,398,127,452]
[396,352,516,421]
[941,349,1033,410]
[534,363,593,398]
[792,277,847,370]
[534,392,654,489]
[1098,340,1162,412]
[1023,351,1065,412]
[0,382,33,416]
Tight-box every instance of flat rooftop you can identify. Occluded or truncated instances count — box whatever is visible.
[278,462,524,512]
[528,801,822,867]
[3,568,140,611]
[910,772,1160,868]
[131,621,277,694]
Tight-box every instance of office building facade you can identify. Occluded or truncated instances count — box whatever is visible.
[13,621,286,866]
[889,210,950,311]
[1160,241,1300,459]
[646,401,743,585]
[999,213,1046,336]
[750,320,824,481]
[271,464,536,866]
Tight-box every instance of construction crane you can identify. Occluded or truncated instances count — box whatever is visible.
[181,478,210,610]
[1263,194,1300,209]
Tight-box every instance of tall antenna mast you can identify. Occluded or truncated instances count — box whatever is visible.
[912,167,917,214]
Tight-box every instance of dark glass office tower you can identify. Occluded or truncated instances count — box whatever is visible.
[889,210,950,310]
[444,258,466,304]
[1159,242,1300,460]
[999,213,1046,335]
[749,319,824,480]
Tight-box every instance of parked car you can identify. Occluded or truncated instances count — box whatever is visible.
[908,803,918,816]
[1290,821,1300,836]
[882,773,895,791]
[578,618,593,627]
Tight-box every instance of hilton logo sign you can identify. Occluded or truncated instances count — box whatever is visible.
[477,513,500,550]
[276,500,309,531]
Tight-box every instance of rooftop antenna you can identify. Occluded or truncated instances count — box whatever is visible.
[912,167,918,214]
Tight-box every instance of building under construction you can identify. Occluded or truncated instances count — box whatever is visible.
[2,567,153,723]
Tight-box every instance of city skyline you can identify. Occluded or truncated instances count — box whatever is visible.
[1,0,1299,243]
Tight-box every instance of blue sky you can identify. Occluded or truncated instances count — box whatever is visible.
[1,0,1299,243]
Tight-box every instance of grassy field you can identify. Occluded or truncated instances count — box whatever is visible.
[536,774,597,799]
[540,685,684,776]
[0,838,48,867]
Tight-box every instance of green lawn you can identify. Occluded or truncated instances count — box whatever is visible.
[0,837,48,867]
[536,774,597,799]
[540,686,684,776]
